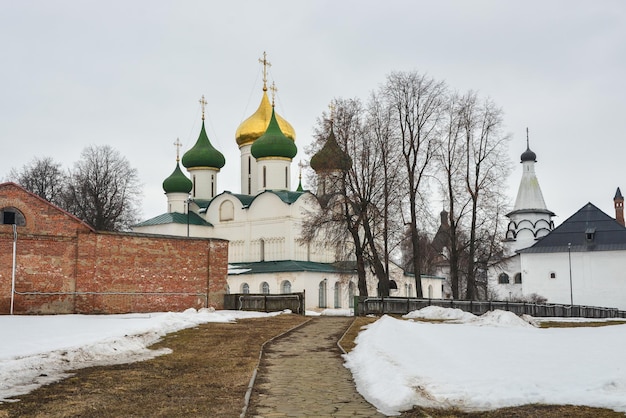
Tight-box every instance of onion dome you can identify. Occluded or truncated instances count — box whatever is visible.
[163,161,192,194]
[310,128,352,172]
[235,91,296,147]
[251,108,297,159]
[182,121,225,169]
[520,146,537,163]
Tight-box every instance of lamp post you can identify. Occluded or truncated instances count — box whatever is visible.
[568,242,573,306]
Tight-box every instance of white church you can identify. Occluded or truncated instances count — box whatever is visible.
[133,58,443,310]
[489,140,626,311]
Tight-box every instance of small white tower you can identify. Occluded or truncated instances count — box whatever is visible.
[505,129,555,252]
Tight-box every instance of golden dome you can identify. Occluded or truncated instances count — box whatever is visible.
[235,90,296,147]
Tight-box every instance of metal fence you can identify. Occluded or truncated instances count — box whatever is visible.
[223,292,306,315]
[355,297,626,319]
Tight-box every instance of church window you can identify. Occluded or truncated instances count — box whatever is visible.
[334,282,341,308]
[550,272,556,279]
[514,272,522,284]
[285,167,288,188]
[348,282,355,308]
[192,175,196,197]
[428,285,433,299]
[263,166,267,188]
[260,239,265,262]
[211,174,215,197]
[319,279,327,308]
[498,273,510,284]
[281,280,291,294]
[1,207,26,226]
[219,200,234,221]
[389,280,398,290]
[241,283,250,294]
[261,282,270,294]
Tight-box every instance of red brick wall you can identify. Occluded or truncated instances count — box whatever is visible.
[0,183,228,314]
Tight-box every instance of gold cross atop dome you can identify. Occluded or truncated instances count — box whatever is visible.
[173,138,182,162]
[328,101,336,125]
[199,95,207,121]
[258,51,271,92]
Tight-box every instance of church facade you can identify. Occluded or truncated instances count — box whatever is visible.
[133,60,443,310]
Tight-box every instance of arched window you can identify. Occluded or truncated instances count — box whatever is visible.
[389,280,398,290]
[348,282,355,308]
[281,280,291,294]
[260,239,265,262]
[192,175,196,197]
[498,273,510,284]
[334,282,341,308]
[428,284,433,299]
[1,207,26,226]
[550,272,557,279]
[319,279,327,308]
[263,166,267,188]
[241,283,250,294]
[219,200,234,221]
[514,272,522,284]
[261,282,270,294]
[211,174,215,197]
[285,167,288,188]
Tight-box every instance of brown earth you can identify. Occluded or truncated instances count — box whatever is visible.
[0,314,622,418]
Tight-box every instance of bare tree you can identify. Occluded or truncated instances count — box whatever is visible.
[384,71,447,298]
[8,157,67,206]
[459,92,511,299]
[63,145,141,231]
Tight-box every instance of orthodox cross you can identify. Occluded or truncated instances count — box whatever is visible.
[526,127,530,149]
[258,51,271,91]
[199,95,207,121]
[328,101,336,125]
[174,138,183,162]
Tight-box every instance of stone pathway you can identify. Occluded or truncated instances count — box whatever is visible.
[248,316,385,417]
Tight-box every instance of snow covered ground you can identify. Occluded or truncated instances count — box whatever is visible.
[344,306,626,415]
[1,307,625,415]
[0,308,283,402]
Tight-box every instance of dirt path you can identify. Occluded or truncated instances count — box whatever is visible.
[247,316,384,417]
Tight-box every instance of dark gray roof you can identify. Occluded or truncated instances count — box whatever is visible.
[519,202,626,253]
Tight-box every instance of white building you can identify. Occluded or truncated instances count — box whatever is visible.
[134,59,443,310]
[490,139,626,310]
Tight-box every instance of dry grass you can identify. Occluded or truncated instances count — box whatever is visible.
[538,320,626,328]
[0,313,622,418]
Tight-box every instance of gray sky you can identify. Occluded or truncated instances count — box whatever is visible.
[2,1,625,225]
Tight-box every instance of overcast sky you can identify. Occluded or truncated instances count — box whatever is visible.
[2,1,625,225]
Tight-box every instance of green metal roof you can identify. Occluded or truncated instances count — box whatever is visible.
[133,211,212,227]
[162,161,192,194]
[228,260,356,275]
[181,121,226,169]
[310,127,352,172]
[250,108,297,159]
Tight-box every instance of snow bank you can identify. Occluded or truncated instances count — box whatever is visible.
[404,305,476,322]
[345,313,626,415]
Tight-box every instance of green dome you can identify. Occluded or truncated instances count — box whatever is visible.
[310,128,351,172]
[251,108,297,160]
[182,121,226,169]
[163,161,192,194]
